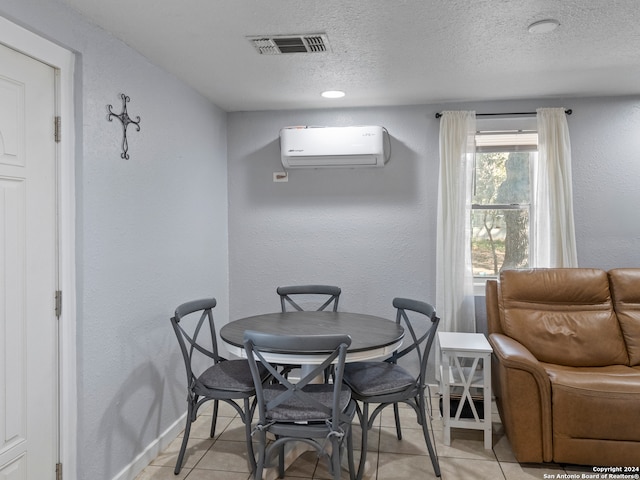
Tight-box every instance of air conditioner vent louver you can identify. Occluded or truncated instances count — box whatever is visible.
[247,34,330,55]
[304,36,327,52]
[250,38,280,55]
[273,37,308,53]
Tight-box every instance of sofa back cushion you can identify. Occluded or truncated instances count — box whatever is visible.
[486,280,503,335]
[609,268,640,366]
[498,268,629,367]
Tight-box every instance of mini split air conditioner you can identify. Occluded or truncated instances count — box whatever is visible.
[279,125,390,168]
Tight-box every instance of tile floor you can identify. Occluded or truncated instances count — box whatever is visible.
[135,392,594,480]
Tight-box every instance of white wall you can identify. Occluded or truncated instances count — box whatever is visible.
[227,96,640,358]
[227,107,438,323]
[1,2,229,479]
[4,2,640,476]
[567,96,640,269]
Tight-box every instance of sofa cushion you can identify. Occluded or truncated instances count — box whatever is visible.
[609,268,640,366]
[546,364,640,443]
[498,269,629,367]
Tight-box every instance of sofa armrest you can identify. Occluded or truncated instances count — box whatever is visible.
[491,333,547,377]
[489,333,553,463]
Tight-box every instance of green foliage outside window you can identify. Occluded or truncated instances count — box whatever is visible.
[472,151,531,276]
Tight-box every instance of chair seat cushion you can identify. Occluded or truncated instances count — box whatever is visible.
[343,361,415,396]
[198,359,259,393]
[264,384,352,422]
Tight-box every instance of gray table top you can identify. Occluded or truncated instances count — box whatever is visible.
[220,311,405,353]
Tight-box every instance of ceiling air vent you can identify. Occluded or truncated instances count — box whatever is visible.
[247,34,330,55]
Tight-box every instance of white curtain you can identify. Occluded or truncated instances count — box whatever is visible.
[436,111,476,333]
[534,108,578,267]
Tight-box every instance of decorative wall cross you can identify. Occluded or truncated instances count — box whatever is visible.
[107,93,141,159]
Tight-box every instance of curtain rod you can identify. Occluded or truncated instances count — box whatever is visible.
[435,109,572,119]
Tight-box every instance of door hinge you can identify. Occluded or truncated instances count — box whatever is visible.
[56,462,62,480]
[55,290,62,318]
[54,116,61,143]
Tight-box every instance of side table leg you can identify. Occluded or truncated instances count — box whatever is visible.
[442,352,451,446]
[483,353,492,449]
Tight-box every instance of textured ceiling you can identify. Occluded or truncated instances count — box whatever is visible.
[61,0,640,112]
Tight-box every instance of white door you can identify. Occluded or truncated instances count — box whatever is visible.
[0,42,58,479]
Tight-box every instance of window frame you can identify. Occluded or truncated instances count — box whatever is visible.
[471,128,538,294]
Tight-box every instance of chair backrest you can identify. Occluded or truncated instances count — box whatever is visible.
[171,298,222,388]
[277,285,341,312]
[243,331,352,429]
[388,297,440,387]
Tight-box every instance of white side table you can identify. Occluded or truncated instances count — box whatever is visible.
[438,332,493,449]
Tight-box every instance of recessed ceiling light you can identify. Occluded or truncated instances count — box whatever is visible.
[321,90,346,99]
[528,19,560,34]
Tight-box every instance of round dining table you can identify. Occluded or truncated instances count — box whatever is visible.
[220,310,405,365]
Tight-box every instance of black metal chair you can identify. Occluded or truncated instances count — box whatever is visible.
[243,330,356,480]
[342,297,441,479]
[277,284,342,312]
[170,298,265,475]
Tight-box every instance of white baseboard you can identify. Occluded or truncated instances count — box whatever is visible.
[110,383,445,480]
[108,413,312,480]
[111,412,187,480]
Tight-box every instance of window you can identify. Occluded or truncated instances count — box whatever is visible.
[471,130,538,279]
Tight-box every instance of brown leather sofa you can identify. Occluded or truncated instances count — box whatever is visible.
[486,268,640,467]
